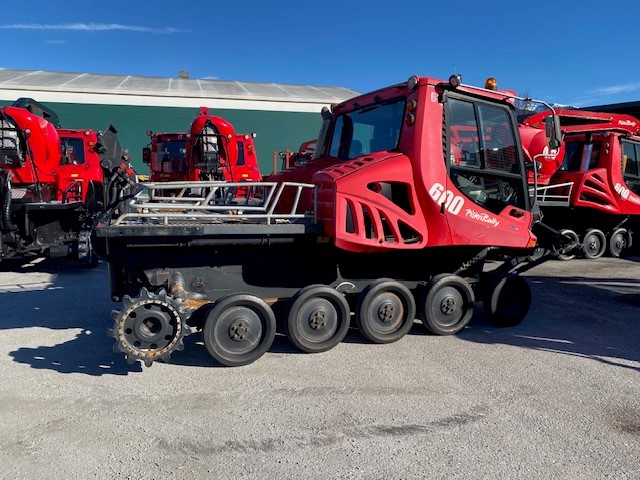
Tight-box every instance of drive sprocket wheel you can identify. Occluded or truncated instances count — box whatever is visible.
[108,287,191,366]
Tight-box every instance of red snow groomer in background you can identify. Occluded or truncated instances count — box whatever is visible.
[96,74,573,368]
[520,109,640,259]
[0,98,134,265]
[143,107,261,183]
[277,139,317,171]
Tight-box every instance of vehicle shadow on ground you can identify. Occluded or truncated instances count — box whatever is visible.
[454,274,640,373]
[3,262,639,374]
[1,262,143,376]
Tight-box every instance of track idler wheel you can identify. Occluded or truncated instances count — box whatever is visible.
[482,273,531,328]
[419,274,474,335]
[582,229,606,259]
[203,294,276,367]
[355,278,416,344]
[285,285,350,353]
[108,288,190,367]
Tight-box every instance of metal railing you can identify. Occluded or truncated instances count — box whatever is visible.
[113,180,318,226]
[530,181,574,207]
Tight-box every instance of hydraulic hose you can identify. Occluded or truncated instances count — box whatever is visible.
[0,170,17,233]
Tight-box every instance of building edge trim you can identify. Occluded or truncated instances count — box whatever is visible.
[0,89,328,113]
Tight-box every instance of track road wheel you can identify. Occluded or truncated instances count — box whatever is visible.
[483,274,531,328]
[556,229,579,261]
[527,246,548,263]
[419,274,474,335]
[355,279,416,344]
[203,294,276,367]
[285,285,350,353]
[108,288,190,367]
[608,228,628,258]
[582,229,606,259]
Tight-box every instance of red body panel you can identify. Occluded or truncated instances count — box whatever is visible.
[268,77,536,253]
[1,106,60,186]
[519,125,563,185]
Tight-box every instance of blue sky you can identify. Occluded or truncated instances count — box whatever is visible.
[2,0,639,107]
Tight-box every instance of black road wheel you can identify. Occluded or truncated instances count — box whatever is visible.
[582,229,606,259]
[203,294,276,367]
[556,229,579,261]
[483,274,531,327]
[355,278,416,344]
[608,228,628,258]
[419,274,475,335]
[285,285,350,353]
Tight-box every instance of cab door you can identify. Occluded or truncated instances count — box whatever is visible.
[441,94,533,248]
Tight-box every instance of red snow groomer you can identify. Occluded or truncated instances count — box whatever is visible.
[520,109,640,259]
[96,74,573,368]
[0,98,134,265]
[143,107,261,183]
[277,139,317,171]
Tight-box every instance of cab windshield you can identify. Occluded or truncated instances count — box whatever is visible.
[328,98,405,160]
[60,137,85,164]
[160,139,187,159]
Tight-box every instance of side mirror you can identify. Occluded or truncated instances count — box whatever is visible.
[142,147,151,164]
[545,114,562,150]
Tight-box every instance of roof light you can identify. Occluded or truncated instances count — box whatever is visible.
[407,75,419,90]
[449,74,462,88]
[407,99,417,112]
[485,77,497,91]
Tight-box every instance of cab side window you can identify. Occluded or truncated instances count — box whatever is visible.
[561,140,601,172]
[622,140,640,195]
[446,97,525,214]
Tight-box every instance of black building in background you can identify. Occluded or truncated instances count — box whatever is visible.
[585,101,640,119]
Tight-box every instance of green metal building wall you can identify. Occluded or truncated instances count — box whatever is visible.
[1,101,322,175]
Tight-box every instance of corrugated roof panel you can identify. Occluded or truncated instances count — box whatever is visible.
[199,80,253,96]
[0,68,360,103]
[0,69,40,83]
[316,86,359,100]
[63,73,126,89]
[238,82,296,99]
[169,78,203,94]
[3,71,78,87]
[119,76,171,92]
[274,84,340,101]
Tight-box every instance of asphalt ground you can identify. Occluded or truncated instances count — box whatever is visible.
[0,256,638,479]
